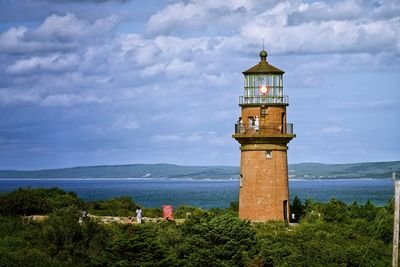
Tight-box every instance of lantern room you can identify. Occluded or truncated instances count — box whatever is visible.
[240,50,287,105]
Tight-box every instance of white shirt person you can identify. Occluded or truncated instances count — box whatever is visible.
[136,208,142,224]
[253,116,260,133]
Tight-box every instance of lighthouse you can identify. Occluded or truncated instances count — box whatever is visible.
[232,49,295,222]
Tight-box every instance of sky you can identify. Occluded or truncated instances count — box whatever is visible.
[0,0,399,170]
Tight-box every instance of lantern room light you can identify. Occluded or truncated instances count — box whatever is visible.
[259,85,269,95]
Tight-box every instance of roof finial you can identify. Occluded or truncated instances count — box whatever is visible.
[260,39,267,62]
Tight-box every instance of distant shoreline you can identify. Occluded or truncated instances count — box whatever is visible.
[0,177,394,181]
[0,161,398,180]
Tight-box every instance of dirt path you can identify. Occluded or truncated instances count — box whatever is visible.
[24,214,186,224]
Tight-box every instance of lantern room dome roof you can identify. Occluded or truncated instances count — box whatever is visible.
[243,50,284,75]
[259,49,267,59]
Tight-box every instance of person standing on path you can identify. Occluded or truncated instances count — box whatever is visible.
[136,207,142,224]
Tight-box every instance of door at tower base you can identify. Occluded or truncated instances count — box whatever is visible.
[238,150,290,222]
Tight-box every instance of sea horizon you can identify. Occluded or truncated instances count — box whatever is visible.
[0,177,393,181]
[0,178,394,208]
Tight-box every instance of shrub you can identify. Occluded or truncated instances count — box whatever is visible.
[322,198,349,223]
[180,213,257,266]
[174,205,203,219]
[86,196,138,217]
[0,187,82,216]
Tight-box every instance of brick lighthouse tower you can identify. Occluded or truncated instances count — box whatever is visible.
[232,49,295,222]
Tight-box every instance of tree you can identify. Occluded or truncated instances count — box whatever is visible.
[0,188,49,216]
[180,213,258,266]
[86,196,138,217]
[0,188,83,216]
[322,198,349,223]
[290,196,304,222]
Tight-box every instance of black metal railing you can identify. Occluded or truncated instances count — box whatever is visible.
[234,123,294,135]
[239,95,289,105]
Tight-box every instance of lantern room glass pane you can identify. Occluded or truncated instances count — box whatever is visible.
[244,74,283,103]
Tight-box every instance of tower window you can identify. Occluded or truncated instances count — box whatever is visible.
[261,107,268,117]
[240,174,243,187]
[265,150,272,158]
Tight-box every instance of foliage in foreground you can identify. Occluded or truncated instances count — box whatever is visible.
[0,187,83,216]
[0,188,395,266]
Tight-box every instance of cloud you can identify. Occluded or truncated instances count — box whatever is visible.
[6,54,80,74]
[151,134,183,143]
[38,0,129,3]
[337,100,399,110]
[145,1,253,37]
[372,0,400,20]
[287,1,363,25]
[238,16,400,55]
[40,94,109,107]
[151,133,206,144]
[165,58,196,77]
[0,89,41,105]
[141,63,165,78]
[151,131,231,146]
[0,13,118,53]
[0,26,74,53]
[154,35,226,60]
[35,13,118,40]
[113,115,139,130]
[145,0,400,55]
[0,1,399,168]
[320,126,347,135]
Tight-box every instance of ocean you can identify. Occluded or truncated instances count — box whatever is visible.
[0,178,394,208]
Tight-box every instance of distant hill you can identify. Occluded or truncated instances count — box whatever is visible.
[0,164,239,179]
[289,161,400,179]
[0,161,399,179]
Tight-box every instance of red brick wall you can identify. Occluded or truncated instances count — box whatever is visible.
[239,149,289,221]
[241,106,287,127]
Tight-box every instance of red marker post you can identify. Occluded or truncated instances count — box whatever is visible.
[163,205,173,221]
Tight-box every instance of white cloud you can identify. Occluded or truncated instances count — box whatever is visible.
[0,27,27,50]
[0,89,41,105]
[152,134,182,142]
[148,0,400,56]
[154,35,223,56]
[338,100,399,110]
[118,33,145,52]
[238,16,400,55]
[165,58,196,77]
[151,131,231,146]
[36,13,91,40]
[145,1,255,37]
[146,2,204,36]
[40,94,109,107]
[141,63,166,78]
[0,13,117,54]
[0,26,73,53]
[140,58,196,78]
[35,13,118,40]
[2,1,399,63]
[186,133,203,142]
[7,54,80,74]
[206,132,232,146]
[371,0,400,20]
[321,126,346,135]
[132,42,160,66]
[113,115,139,130]
[0,1,399,168]
[287,1,363,25]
